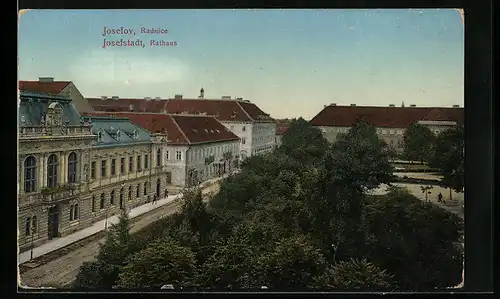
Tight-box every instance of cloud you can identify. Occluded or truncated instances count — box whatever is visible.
[69,49,190,86]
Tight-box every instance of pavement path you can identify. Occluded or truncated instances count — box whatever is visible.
[19,175,226,288]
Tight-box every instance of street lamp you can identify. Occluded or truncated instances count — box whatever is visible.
[30,228,34,260]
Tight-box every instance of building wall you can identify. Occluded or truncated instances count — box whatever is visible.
[61,83,95,114]
[163,145,189,187]
[220,121,251,160]
[275,135,283,147]
[186,140,240,185]
[251,122,276,155]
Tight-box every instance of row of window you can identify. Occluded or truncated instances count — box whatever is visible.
[25,216,37,236]
[189,144,238,162]
[252,135,273,144]
[229,125,246,132]
[23,153,78,193]
[90,154,150,179]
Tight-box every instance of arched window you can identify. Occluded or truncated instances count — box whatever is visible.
[128,186,132,200]
[110,190,115,205]
[92,195,96,212]
[73,204,79,220]
[100,193,105,210]
[25,217,31,236]
[120,188,124,202]
[136,184,140,198]
[143,183,147,195]
[156,149,162,167]
[70,205,74,221]
[67,152,77,183]
[47,154,58,188]
[24,156,37,193]
[32,216,37,233]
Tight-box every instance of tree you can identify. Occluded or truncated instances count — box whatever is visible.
[117,237,197,289]
[429,125,465,200]
[73,208,134,289]
[318,258,397,291]
[279,117,329,166]
[322,118,395,193]
[403,122,436,163]
[255,234,329,290]
[360,193,464,290]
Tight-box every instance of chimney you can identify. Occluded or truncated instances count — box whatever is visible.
[330,103,337,106]
[128,104,134,111]
[236,97,243,101]
[410,104,416,107]
[453,104,460,108]
[401,101,405,107]
[199,87,205,99]
[39,77,54,83]
[144,97,151,101]
[324,105,327,108]
[111,96,119,100]
[101,96,107,100]
[221,96,231,100]
[154,97,161,100]
[350,104,356,107]
[174,94,183,99]
[389,104,395,107]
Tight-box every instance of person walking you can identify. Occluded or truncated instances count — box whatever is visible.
[437,192,443,203]
[152,194,157,205]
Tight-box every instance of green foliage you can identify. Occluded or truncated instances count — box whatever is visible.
[320,258,397,291]
[117,237,197,289]
[429,125,465,195]
[75,117,464,292]
[403,122,436,163]
[73,209,134,289]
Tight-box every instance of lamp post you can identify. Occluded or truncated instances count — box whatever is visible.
[104,204,109,231]
[30,229,34,260]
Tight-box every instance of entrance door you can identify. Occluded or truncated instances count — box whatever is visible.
[47,206,59,239]
[156,178,161,197]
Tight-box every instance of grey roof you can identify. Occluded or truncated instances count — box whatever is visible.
[19,90,82,126]
[86,116,151,148]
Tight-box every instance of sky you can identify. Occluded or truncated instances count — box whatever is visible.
[18,9,464,119]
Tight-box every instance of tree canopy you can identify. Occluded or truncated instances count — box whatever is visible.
[75,118,463,291]
[403,122,436,163]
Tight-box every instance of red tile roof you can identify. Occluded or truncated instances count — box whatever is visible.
[83,112,240,145]
[276,126,289,135]
[19,81,71,94]
[87,98,168,113]
[310,105,464,128]
[87,97,275,123]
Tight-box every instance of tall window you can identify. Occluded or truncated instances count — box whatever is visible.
[101,160,107,177]
[92,195,96,212]
[120,188,124,203]
[70,204,79,221]
[70,205,74,221]
[67,152,77,183]
[111,158,116,176]
[136,184,140,198]
[24,156,37,193]
[47,154,58,188]
[110,190,115,205]
[176,151,182,160]
[129,156,133,172]
[91,162,96,179]
[120,158,125,173]
[242,126,246,132]
[73,204,79,220]
[25,217,31,236]
[128,186,132,200]
[144,154,149,169]
[100,193,105,210]
[32,216,37,233]
[136,156,141,171]
[241,138,246,145]
[156,149,162,167]
[143,183,147,195]
[165,150,170,160]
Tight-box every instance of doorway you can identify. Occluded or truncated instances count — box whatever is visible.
[47,205,60,239]
[156,178,161,198]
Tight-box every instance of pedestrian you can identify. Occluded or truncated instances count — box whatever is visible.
[437,192,443,203]
[165,189,169,198]
[152,194,156,205]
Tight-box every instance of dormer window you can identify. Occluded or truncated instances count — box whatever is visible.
[133,129,138,139]
[204,129,208,133]
[97,131,102,142]
[210,130,214,133]
[116,130,121,139]
[216,129,220,133]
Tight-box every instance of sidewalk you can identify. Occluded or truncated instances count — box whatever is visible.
[18,172,235,265]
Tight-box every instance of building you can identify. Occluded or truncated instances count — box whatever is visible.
[86,88,277,160]
[18,91,169,251]
[85,112,241,188]
[275,126,289,147]
[310,103,464,150]
[19,77,94,114]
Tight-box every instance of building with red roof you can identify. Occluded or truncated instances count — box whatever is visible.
[19,77,94,113]
[87,88,277,159]
[310,102,464,149]
[84,111,241,187]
